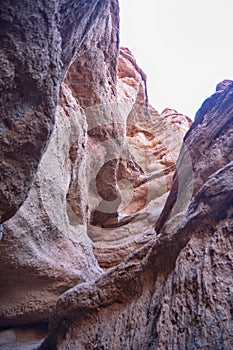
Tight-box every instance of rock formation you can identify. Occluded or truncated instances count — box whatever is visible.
[39,81,233,350]
[0,0,232,349]
[0,0,110,224]
[0,0,190,328]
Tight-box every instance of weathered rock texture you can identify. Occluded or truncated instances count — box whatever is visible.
[0,0,120,327]
[39,82,233,350]
[0,0,232,349]
[0,0,190,329]
[0,0,109,223]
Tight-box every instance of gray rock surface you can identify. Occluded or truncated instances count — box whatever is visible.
[0,0,107,223]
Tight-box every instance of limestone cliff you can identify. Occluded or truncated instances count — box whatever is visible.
[0,0,232,349]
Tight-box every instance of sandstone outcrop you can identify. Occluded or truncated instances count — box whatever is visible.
[0,0,120,327]
[0,0,232,349]
[0,0,110,224]
[40,81,233,350]
[0,0,190,328]
[156,79,233,233]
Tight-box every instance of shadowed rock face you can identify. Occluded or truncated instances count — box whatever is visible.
[0,0,108,224]
[0,1,232,349]
[156,80,233,234]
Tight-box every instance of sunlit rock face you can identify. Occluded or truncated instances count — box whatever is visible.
[1,0,232,349]
[89,48,191,266]
[92,101,191,267]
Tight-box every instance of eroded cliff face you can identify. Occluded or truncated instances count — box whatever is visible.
[0,0,190,328]
[0,1,232,349]
[0,0,109,224]
[0,0,119,327]
[39,81,233,350]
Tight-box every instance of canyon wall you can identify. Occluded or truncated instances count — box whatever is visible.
[0,0,109,223]
[0,0,190,328]
[0,1,232,349]
[39,79,233,350]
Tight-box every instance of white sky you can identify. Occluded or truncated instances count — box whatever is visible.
[118,0,233,119]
